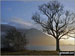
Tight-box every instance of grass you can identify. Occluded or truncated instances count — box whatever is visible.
[1,50,59,55]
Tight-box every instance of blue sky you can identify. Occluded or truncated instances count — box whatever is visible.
[1,0,75,29]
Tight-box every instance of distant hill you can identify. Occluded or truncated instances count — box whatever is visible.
[1,24,56,47]
[26,28,56,46]
[1,24,15,32]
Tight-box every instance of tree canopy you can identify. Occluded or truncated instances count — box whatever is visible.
[4,28,27,51]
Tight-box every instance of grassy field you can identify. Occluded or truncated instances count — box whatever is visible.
[1,50,58,55]
[1,50,74,56]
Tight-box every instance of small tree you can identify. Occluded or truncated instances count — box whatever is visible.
[32,1,75,51]
[5,28,27,51]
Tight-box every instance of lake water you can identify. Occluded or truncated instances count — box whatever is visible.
[26,45,75,51]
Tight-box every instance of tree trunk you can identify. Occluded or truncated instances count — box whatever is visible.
[56,39,60,51]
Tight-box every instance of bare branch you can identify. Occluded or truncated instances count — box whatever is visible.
[59,28,75,39]
[61,37,70,40]
[32,0,75,41]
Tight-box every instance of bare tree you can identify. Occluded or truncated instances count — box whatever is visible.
[32,1,75,51]
[5,28,27,51]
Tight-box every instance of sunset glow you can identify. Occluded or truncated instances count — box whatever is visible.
[60,37,75,45]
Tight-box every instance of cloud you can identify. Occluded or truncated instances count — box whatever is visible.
[1,17,42,29]
[11,17,33,26]
[9,17,42,29]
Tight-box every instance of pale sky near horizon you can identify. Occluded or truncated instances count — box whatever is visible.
[1,0,75,46]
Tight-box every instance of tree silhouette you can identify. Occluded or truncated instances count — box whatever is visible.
[4,28,27,51]
[32,1,75,51]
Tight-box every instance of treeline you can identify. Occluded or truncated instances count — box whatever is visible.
[1,26,27,52]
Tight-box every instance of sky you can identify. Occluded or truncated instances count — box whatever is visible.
[1,1,46,29]
[1,0,75,29]
[1,0,75,48]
